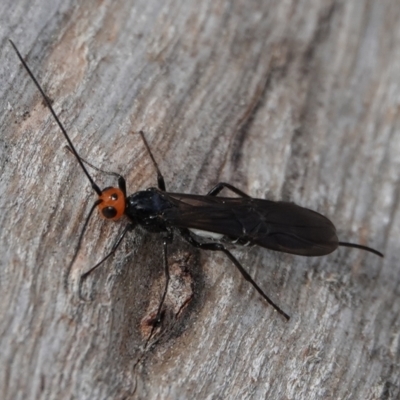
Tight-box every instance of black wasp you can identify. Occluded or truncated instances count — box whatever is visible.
[10,40,383,321]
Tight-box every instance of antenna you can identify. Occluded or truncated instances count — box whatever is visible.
[9,39,102,196]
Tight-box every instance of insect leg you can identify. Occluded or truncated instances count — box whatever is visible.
[65,199,102,290]
[138,131,166,191]
[79,223,134,299]
[179,229,290,320]
[207,182,251,198]
[145,229,174,347]
[65,145,126,197]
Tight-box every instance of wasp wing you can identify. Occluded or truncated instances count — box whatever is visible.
[163,193,338,256]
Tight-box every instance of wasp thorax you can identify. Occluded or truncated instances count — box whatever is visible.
[98,187,125,220]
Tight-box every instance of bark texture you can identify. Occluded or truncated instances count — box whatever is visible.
[0,1,399,399]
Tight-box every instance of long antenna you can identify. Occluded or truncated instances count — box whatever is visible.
[9,39,102,196]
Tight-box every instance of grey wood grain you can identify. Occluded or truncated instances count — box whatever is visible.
[0,0,399,399]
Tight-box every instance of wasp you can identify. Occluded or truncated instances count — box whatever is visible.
[10,40,383,321]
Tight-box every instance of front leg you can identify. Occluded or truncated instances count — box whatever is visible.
[78,223,135,300]
[138,131,166,191]
[65,145,127,197]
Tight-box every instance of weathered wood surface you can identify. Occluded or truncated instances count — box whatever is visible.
[0,1,399,399]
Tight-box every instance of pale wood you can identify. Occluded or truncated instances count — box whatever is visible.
[0,1,399,399]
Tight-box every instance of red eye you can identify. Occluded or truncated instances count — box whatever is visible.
[98,188,125,220]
